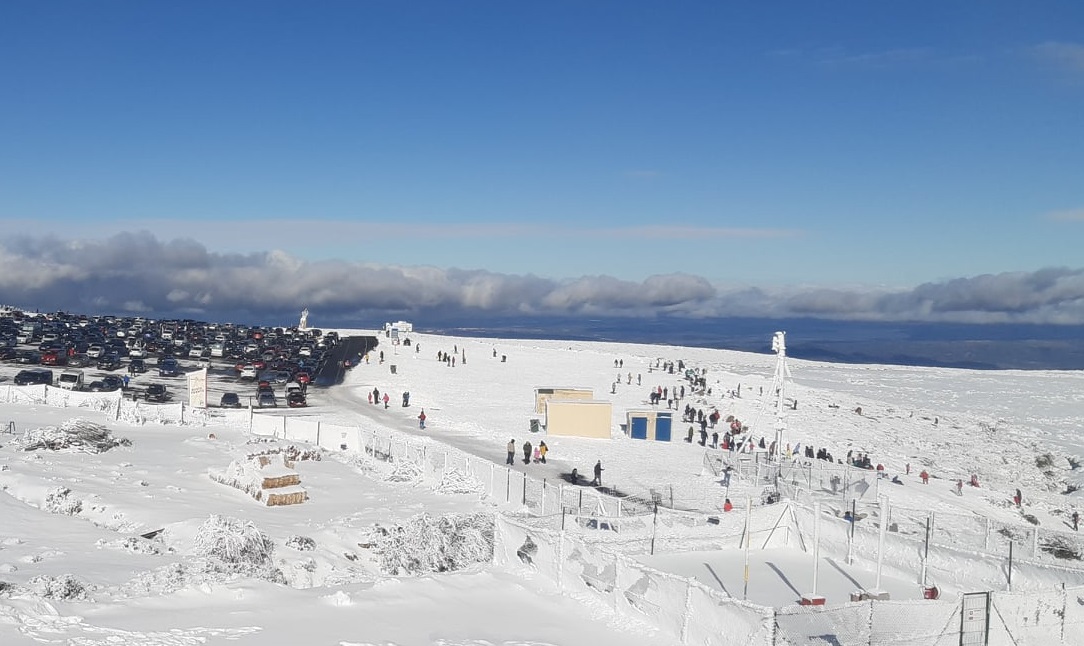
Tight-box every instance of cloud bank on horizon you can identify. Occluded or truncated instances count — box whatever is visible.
[2,232,1083,327]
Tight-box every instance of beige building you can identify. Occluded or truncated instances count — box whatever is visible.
[544,399,613,439]
[534,387,593,414]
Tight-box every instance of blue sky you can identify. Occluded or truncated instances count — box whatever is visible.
[1,2,1083,324]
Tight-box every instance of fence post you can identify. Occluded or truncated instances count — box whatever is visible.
[506,467,511,502]
[540,479,546,515]
[984,517,990,551]
[522,472,527,506]
[1032,526,1039,557]
[490,463,496,498]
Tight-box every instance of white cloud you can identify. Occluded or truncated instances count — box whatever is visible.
[0,232,1082,325]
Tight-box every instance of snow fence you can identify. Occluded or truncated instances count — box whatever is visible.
[496,512,1084,645]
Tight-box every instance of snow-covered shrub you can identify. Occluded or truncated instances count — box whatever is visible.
[193,514,275,567]
[28,573,88,600]
[44,487,82,515]
[371,512,494,575]
[386,460,424,484]
[285,535,316,551]
[16,419,130,453]
[435,466,485,495]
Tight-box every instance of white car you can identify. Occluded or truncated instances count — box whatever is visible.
[239,365,258,380]
[87,344,104,359]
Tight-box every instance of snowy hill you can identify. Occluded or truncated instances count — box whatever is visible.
[2,329,1084,645]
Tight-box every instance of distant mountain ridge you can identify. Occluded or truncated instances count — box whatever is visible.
[416,315,1084,371]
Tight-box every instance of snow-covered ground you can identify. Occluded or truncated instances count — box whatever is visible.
[2,328,1084,645]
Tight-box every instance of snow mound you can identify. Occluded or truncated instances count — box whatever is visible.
[14,419,130,453]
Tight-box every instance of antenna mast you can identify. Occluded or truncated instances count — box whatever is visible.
[770,331,792,463]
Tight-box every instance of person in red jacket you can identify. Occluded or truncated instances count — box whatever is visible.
[723,498,734,512]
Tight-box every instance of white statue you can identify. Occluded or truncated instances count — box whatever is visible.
[300,308,309,330]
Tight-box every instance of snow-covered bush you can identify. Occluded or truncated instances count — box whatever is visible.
[371,512,494,575]
[386,461,424,484]
[44,487,82,515]
[193,514,275,567]
[435,466,485,495]
[28,573,88,600]
[15,419,130,453]
[285,535,316,551]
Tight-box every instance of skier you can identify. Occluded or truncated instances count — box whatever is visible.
[417,409,426,429]
[506,439,515,465]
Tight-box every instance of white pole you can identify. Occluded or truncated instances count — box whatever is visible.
[743,497,752,600]
[812,501,821,596]
[875,496,888,590]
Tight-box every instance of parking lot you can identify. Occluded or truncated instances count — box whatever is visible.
[0,309,374,414]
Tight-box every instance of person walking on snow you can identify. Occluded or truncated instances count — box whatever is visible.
[382,392,390,409]
[522,440,532,465]
[591,460,603,486]
[417,409,426,429]
[506,439,515,465]
[539,441,548,464]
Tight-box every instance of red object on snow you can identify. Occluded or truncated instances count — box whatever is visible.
[923,586,940,600]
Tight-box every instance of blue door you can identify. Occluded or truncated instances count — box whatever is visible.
[630,416,648,439]
[655,413,672,442]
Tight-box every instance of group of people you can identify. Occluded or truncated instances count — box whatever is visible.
[505,438,548,466]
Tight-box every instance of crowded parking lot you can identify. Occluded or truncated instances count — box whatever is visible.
[0,308,360,415]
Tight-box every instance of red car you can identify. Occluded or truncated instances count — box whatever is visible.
[40,351,65,366]
[294,371,311,385]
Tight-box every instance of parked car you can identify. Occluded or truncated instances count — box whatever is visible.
[159,358,180,377]
[238,365,258,380]
[286,391,307,408]
[256,391,277,408]
[14,350,41,364]
[128,358,147,374]
[40,350,66,366]
[145,384,169,402]
[58,370,84,391]
[97,355,121,371]
[219,392,242,408]
[14,369,53,386]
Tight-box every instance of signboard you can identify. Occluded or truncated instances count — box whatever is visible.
[187,367,209,409]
